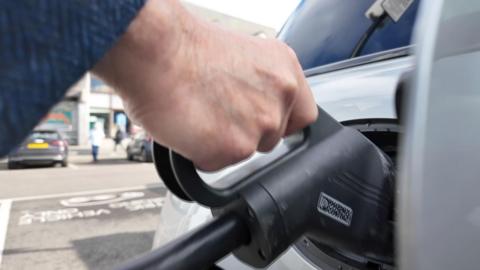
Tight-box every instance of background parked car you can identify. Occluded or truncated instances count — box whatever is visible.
[7,129,69,169]
[126,131,153,162]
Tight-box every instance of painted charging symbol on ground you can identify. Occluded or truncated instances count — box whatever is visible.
[1,186,167,269]
[15,188,166,226]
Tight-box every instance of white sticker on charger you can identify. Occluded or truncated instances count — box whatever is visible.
[382,0,414,22]
[317,192,353,226]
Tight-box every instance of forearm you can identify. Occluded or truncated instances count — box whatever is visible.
[92,0,190,96]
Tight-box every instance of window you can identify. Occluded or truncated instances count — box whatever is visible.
[30,131,60,140]
[91,76,106,91]
[360,1,420,56]
[278,0,420,70]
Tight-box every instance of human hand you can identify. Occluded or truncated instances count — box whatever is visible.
[93,0,317,171]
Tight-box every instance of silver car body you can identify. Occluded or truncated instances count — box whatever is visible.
[153,50,413,269]
[154,1,480,269]
[399,0,480,269]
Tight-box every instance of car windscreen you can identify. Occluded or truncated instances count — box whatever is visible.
[30,131,60,140]
[278,0,420,70]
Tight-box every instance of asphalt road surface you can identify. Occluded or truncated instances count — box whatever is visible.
[0,159,160,199]
[0,157,168,270]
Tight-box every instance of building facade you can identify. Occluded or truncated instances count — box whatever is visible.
[37,74,91,145]
[89,78,131,139]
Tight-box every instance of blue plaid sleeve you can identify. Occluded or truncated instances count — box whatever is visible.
[0,0,146,157]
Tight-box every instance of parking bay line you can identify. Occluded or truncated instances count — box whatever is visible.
[0,199,12,266]
[5,183,163,202]
[68,163,79,170]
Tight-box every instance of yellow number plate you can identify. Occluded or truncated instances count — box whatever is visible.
[27,143,49,149]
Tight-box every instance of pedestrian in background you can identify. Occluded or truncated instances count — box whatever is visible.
[114,127,125,152]
[89,123,105,162]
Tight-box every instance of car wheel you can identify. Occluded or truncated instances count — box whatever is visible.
[143,148,153,163]
[7,161,19,170]
[141,148,148,162]
[127,147,134,161]
[61,159,68,167]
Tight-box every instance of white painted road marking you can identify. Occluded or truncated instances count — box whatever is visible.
[0,199,12,266]
[5,183,163,202]
[0,185,165,266]
[67,163,79,170]
[17,197,164,226]
[59,191,145,207]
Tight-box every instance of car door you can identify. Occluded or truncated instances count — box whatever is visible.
[132,132,145,156]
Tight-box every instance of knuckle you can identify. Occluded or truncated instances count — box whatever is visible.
[269,72,297,98]
[258,112,282,133]
[285,46,298,60]
[277,77,298,102]
[193,154,218,172]
[195,160,217,172]
[300,107,319,126]
[201,136,256,170]
[307,108,319,123]
[195,149,231,172]
[230,140,255,164]
[278,41,298,61]
[258,135,281,153]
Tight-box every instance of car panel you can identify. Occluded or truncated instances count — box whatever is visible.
[309,54,413,123]
[12,147,63,156]
[126,131,153,162]
[399,1,480,269]
[8,154,65,163]
[127,132,145,156]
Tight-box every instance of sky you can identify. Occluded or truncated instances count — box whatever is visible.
[184,0,301,30]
